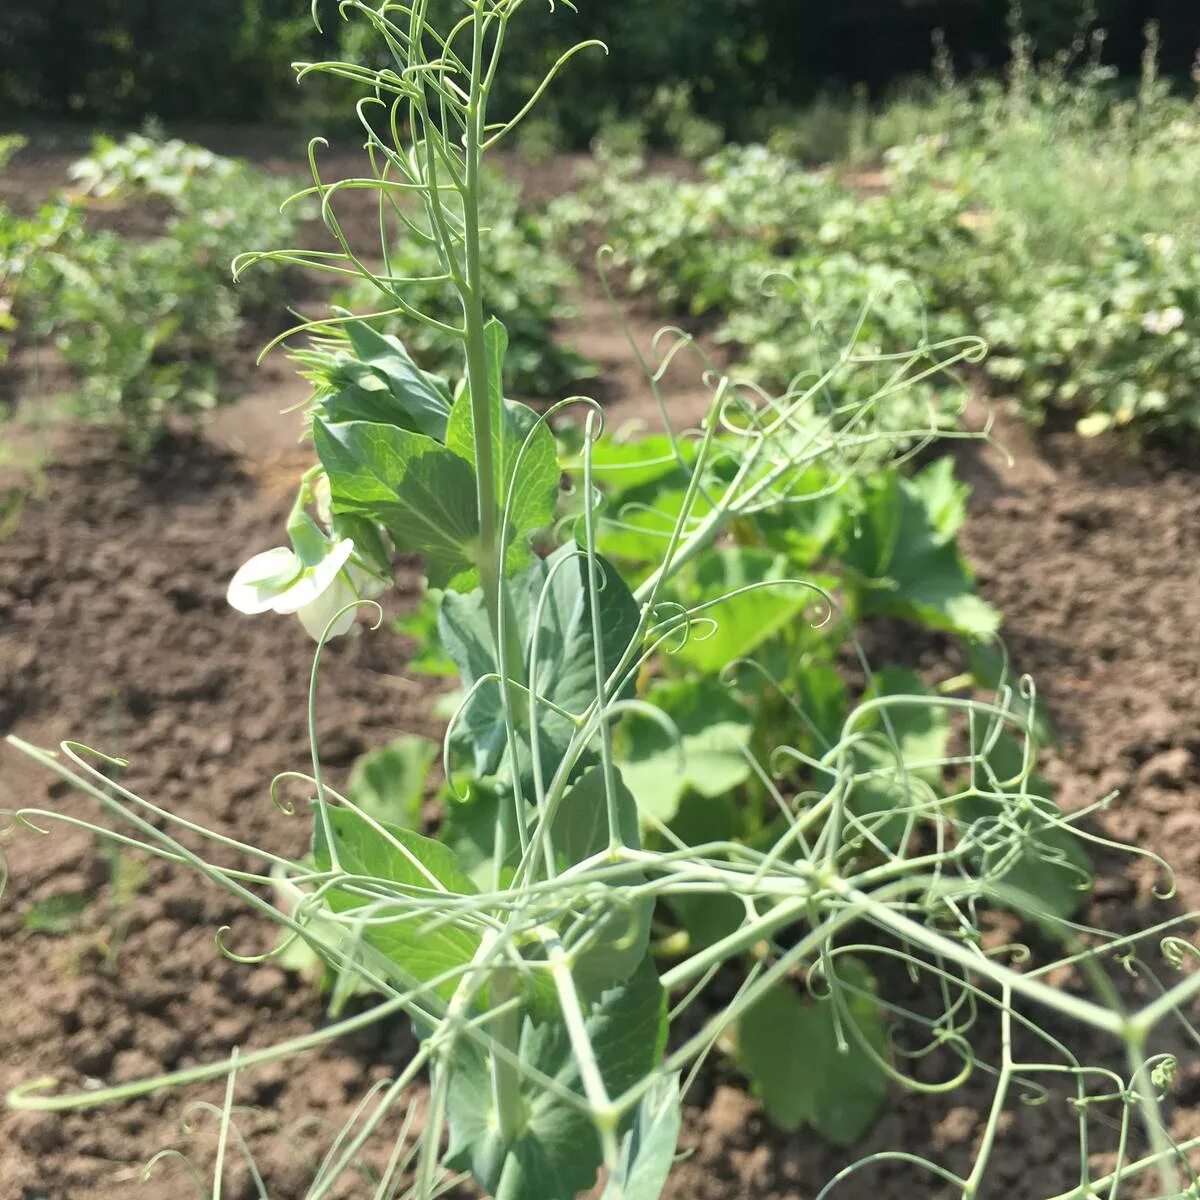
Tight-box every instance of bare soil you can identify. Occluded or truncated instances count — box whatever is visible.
[1,137,1198,1200]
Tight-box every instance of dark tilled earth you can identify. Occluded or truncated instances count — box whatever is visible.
[1,138,1198,1200]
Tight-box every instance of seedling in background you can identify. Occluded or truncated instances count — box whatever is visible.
[5,4,1199,1199]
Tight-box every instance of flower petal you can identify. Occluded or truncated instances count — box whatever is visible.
[297,573,359,640]
[272,539,355,615]
[227,547,302,614]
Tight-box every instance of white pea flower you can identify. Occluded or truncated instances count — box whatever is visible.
[227,537,382,641]
[1142,306,1184,336]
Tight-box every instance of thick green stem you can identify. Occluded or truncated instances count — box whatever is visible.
[461,6,526,1147]
[461,9,525,689]
[490,966,526,1144]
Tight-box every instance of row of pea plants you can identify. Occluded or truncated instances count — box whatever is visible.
[2,130,588,455]
[552,127,1200,445]
[7,4,1197,1199]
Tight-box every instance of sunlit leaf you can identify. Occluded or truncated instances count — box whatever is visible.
[314,417,481,590]
[736,960,887,1145]
[617,678,753,824]
[446,957,668,1200]
[311,806,480,1001]
[346,735,438,829]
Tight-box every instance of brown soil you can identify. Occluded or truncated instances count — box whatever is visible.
[1,138,1199,1200]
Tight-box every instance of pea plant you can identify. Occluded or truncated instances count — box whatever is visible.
[6,4,1200,1199]
[556,99,1200,447]
[13,131,299,452]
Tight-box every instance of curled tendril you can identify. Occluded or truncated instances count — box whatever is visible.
[267,770,319,816]
[141,1148,207,1194]
[1161,936,1200,970]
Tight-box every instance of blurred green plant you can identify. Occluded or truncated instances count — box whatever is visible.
[560,27,1200,445]
[14,132,299,451]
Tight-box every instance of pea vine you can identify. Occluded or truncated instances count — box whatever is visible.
[5,4,1198,1199]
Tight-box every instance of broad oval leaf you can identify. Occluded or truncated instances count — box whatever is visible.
[313,416,482,590]
[310,805,480,1002]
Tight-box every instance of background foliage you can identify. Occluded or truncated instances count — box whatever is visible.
[3,0,1198,134]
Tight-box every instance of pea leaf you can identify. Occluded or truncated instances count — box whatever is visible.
[440,778,521,890]
[314,417,481,590]
[583,434,693,499]
[841,464,1000,639]
[446,319,559,565]
[551,763,641,865]
[752,467,845,566]
[601,1073,682,1200]
[960,732,1092,919]
[310,806,480,1002]
[907,455,968,539]
[553,765,652,994]
[596,486,715,572]
[661,790,744,950]
[847,668,951,846]
[856,668,952,786]
[440,542,641,784]
[332,318,452,441]
[446,956,668,1200]
[736,961,888,1145]
[346,735,437,829]
[668,547,821,673]
[616,679,753,824]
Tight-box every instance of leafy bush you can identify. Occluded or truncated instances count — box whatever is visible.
[553,146,975,439]
[0,137,81,373]
[560,49,1200,445]
[16,133,298,450]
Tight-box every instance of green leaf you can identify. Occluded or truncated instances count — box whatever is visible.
[23,890,92,935]
[446,319,559,569]
[857,668,951,786]
[842,465,1000,639]
[965,639,1054,747]
[331,318,452,441]
[446,956,668,1200]
[848,668,951,845]
[553,765,652,994]
[310,806,480,1002]
[669,547,818,673]
[736,961,887,1146]
[581,434,694,500]
[346,735,437,829]
[616,679,753,825]
[596,486,715,572]
[602,1074,682,1200]
[552,764,641,865]
[907,456,968,539]
[789,662,850,755]
[440,543,641,784]
[395,589,459,678]
[661,790,744,950]
[440,778,521,890]
[314,417,482,590]
[752,467,845,566]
